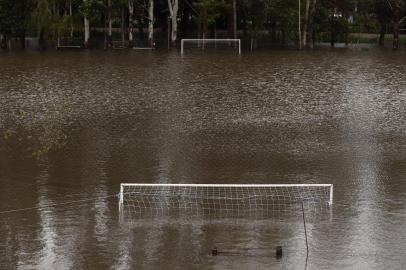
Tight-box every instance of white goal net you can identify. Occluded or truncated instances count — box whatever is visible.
[181,39,241,55]
[119,183,333,220]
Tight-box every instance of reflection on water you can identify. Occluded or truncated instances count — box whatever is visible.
[0,50,406,269]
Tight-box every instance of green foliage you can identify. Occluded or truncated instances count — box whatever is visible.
[0,0,32,37]
[268,0,300,41]
[79,0,105,23]
[194,0,229,26]
[1,0,406,47]
[31,0,53,32]
[240,0,269,31]
[330,15,350,34]
[313,1,330,32]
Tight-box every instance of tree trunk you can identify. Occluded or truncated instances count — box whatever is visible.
[138,12,143,36]
[1,34,7,49]
[121,7,125,47]
[148,0,154,47]
[20,31,26,49]
[108,0,112,38]
[69,0,73,38]
[168,0,179,45]
[167,16,170,49]
[84,17,90,47]
[83,0,90,47]
[227,1,232,37]
[201,7,208,39]
[39,28,46,50]
[232,0,237,39]
[393,24,399,50]
[308,0,317,48]
[302,0,310,48]
[128,0,134,46]
[330,10,335,47]
[298,0,301,49]
[392,0,400,50]
[379,23,385,46]
[281,30,286,44]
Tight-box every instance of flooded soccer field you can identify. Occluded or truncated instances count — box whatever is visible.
[0,49,406,269]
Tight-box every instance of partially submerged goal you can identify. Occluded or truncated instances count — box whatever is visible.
[119,183,333,219]
[181,39,241,55]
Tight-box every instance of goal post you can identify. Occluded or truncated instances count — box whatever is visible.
[181,39,241,55]
[118,183,333,218]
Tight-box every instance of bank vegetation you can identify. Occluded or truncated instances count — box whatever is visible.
[0,0,405,50]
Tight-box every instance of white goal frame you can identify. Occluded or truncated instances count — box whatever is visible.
[119,183,333,211]
[181,39,241,55]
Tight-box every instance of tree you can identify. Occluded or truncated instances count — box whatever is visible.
[31,0,53,49]
[302,0,318,48]
[374,0,391,46]
[230,0,236,38]
[321,0,351,47]
[0,0,32,49]
[168,0,178,45]
[83,0,90,46]
[391,0,401,49]
[307,0,317,47]
[79,0,104,47]
[268,0,299,44]
[240,0,268,49]
[195,0,228,39]
[128,0,134,45]
[107,0,112,45]
[0,0,15,48]
[58,0,76,39]
[148,0,154,46]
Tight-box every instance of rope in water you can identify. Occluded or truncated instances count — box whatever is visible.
[0,193,119,215]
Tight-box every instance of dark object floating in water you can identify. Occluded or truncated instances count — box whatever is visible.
[56,45,81,50]
[276,246,283,258]
[212,247,218,256]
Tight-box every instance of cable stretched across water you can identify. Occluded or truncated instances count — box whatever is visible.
[0,193,119,215]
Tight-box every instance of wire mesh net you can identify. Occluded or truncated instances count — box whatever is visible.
[119,184,332,220]
[181,39,241,54]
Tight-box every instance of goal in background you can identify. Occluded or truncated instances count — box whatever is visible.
[119,183,333,219]
[181,39,241,55]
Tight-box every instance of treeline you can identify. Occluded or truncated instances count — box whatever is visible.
[0,0,405,50]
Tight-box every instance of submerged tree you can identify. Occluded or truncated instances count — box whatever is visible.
[390,0,401,49]
[302,0,318,48]
[373,0,391,46]
[1,0,406,50]
[128,0,134,45]
[240,0,268,49]
[195,0,228,39]
[0,0,32,49]
[229,0,237,38]
[148,0,154,46]
[31,0,54,49]
[168,0,178,45]
[79,0,104,47]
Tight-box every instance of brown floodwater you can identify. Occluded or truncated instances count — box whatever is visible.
[0,49,406,270]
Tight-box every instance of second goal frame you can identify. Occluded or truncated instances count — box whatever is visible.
[181,39,241,55]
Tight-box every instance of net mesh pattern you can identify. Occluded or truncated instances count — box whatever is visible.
[120,185,331,219]
[181,39,240,51]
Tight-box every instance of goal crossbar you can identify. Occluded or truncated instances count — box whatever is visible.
[181,39,241,55]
